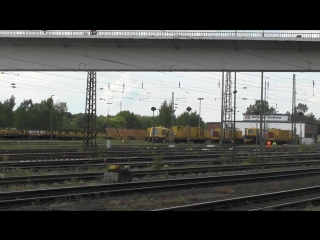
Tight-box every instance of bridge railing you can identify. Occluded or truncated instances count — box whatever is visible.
[1,30,320,39]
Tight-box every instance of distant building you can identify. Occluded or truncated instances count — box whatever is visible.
[207,114,319,143]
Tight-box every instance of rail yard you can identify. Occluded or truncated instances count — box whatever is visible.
[0,139,319,211]
[3,30,320,212]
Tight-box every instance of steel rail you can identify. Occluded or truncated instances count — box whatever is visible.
[2,167,320,209]
[2,162,320,186]
[1,152,320,170]
[152,186,320,211]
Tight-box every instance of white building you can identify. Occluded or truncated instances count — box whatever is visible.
[207,114,319,144]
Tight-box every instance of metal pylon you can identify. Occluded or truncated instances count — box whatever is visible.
[292,74,296,143]
[83,71,97,147]
[171,92,175,144]
[223,72,232,142]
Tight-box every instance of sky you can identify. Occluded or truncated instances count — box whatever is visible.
[1,71,320,124]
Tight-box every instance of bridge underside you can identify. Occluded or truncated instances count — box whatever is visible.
[1,37,320,71]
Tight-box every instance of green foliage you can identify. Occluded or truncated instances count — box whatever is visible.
[10,97,68,131]
[157,100,173,128]
[243,154,257,164]
[116,111,141,129]
[175,111,206,129]
[299,145,307,152]
[0,95,16,128]
[297,103,308,114]
[246,100,277,115]
[299,145,315,152]
[152,156,163,169]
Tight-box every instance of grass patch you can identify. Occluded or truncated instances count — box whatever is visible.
[299,145,307,152]
[152,155,163,169]
[1,154,10,161]
[242,154,257,164]
[299,145,315,153]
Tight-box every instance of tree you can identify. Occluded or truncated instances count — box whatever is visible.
[1,95,16,128]
[54,100,68,132]
[305,112,318,124]
[136,115,153,130]
[14,99,33,130]
[297,103,308,114]
[157,100,174,128]
[246,100,277,115]
[106,115,127,128]
[116,110,141,129]
[175,111,206,129]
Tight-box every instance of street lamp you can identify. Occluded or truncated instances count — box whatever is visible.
[50,95,54,140]
[298,112,304,145]
[198,98,204,128]
[186,107,192,144]
[151,107,156,144]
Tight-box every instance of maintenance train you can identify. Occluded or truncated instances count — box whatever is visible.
[147,126,244,144]
[0,126,300,144]
[147,126,300,144]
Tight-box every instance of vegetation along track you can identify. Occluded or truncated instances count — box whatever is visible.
[2,167,320,209]
[3,161,320,186]
[152,186,320,211]
[0,144,316,160]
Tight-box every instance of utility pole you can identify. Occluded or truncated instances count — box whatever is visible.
[151,107,156,144]
[220,72,224,148]
[292,74,297,144]
[224,72,232,146]
[233,72,237,156]
[198,98,204,128]
[298,112,303,144]
[120,101,122,112]
[171,92,174,144]
[263,77,268,142]
[50,95,54,141]
[255,115,258,150]
[187,107,192,144]
[107,103,112,116]
[260,72,263,151]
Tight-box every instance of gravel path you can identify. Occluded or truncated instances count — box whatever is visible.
[4,175,320,211]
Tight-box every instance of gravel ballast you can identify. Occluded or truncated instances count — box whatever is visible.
[3,175,320,211]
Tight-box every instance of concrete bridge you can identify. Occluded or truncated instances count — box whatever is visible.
[1,30,320,72]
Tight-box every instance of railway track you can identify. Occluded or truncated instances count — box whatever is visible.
[0,150,257,161]
[152,186,320,211]
[0,146,314,161]
[1,152,320,170]
[2,166,320,209]
[3,160,320,186]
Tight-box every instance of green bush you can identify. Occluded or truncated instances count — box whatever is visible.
[152,156,163,169]
[299,145,307,152]
[243,154,257,164]
[308,146,315,152]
